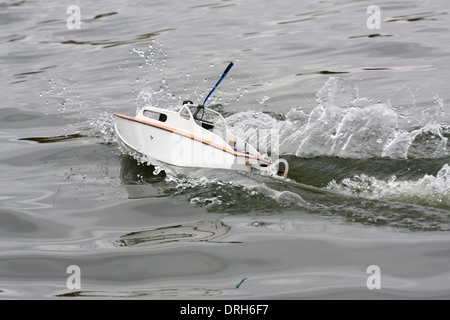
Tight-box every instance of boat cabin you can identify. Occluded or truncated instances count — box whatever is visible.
[179,101,227,136]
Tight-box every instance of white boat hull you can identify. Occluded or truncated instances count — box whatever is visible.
[114,104,288,177]
[115,114,259,172]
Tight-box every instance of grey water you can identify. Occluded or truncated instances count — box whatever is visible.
[1,0,450,299]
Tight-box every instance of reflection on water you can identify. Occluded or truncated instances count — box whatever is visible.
[116,220,231,246]
[119,155,168,199]
[57,287,223,298]
[120,156,165,184]
[385,11,447,22]
[19,133,86,144]
[57,278,248,298]
[123,184,167,199]
[56,30,174,49]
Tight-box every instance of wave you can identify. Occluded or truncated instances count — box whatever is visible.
[118,154,450,231]
[326,163,450,209]
[226,77,448,160]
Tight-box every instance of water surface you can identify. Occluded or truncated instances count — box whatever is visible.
[1,0,450,299]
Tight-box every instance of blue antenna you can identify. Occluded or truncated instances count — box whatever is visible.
[201,62,234,107]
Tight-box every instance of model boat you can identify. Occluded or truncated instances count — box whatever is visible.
[114,62,288,178]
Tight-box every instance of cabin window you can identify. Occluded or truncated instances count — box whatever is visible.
[143,110,167,122]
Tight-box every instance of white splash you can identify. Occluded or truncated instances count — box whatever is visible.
[326,163,450,209]
[88,111,116,144]
[135,87,153,114]
[226,77,448,159]
[245,184,306,206]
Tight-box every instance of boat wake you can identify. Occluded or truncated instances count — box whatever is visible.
[119,154,306,213]
[327,163,450,209]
